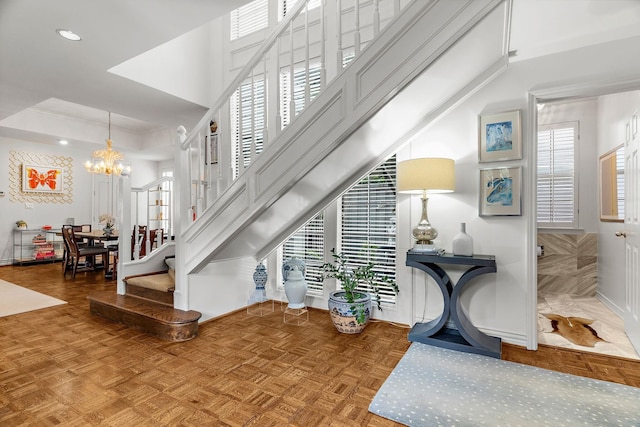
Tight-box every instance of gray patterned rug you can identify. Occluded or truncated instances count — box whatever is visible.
[369,343,640,426]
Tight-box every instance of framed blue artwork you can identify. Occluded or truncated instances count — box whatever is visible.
[479,166,522,216]
[478,110,521,162]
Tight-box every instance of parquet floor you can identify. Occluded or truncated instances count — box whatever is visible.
[1,264,639,426]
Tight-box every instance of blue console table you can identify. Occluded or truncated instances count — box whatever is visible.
[406,251,500,358]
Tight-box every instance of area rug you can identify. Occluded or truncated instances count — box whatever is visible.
[0,279,66,317]
[369,343,640,426]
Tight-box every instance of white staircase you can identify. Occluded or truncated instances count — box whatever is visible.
[177,0,512,277]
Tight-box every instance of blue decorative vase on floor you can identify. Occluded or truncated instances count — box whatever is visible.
[253,263,267,292]
[248,263,268,304]
[327,290,371,334]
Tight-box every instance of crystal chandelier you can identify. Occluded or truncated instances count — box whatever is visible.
[85,112,128,176]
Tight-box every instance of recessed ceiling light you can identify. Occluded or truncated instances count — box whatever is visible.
[58,139,69,145]
[56,29,82,41]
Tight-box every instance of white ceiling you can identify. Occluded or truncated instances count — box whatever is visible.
[1,0,639,161]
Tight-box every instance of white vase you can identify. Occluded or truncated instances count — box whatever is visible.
[452,222,473,256]
[284,265,307,309]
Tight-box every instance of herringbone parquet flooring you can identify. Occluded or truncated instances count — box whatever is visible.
[1,263,639,426]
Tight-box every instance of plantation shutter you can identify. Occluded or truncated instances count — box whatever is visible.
[280,63,322,128]
[230,78,265,178]
[282,213,324,294]
[616,147,625,218]
[537,122,578,227]
[230,0,268,40]
[340,156,397,304]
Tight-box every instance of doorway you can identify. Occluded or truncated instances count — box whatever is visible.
[533,91,640,360]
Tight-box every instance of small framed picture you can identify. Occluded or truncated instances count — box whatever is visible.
[479,166,522,216]
[22,164,64,193]
[478,110,522,162]
[205,134,218,165]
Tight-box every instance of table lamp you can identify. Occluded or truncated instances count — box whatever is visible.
[398,158,455,252]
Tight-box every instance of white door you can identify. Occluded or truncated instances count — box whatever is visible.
[625,112,640,353]
[94,175,117,228]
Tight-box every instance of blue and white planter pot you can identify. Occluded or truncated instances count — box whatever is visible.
[328,290,371,334]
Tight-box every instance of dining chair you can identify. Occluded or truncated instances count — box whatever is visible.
[131,227,164,259]
[61,226,110,279]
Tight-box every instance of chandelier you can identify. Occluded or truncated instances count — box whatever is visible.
[85,112,128,176]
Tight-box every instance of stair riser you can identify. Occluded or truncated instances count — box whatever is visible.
[89,300,198,342]
[125,284,174,306]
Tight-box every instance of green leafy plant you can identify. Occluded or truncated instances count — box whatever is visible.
[322,248,399,325]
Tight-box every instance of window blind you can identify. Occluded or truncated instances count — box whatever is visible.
[230,0,268,40]
[537,122,578,227]
[617,147,625,218]
[282,213,324,294]
[280,63,322,128]
[230,78,265,178]
[340,156,397,304]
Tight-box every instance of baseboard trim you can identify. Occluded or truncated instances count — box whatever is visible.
[596,291,625,319]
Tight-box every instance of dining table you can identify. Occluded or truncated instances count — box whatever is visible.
[74,230,119,279]
[74,230,119,245]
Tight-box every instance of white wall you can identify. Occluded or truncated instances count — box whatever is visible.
[597,90,640,314]
[0,136,163,265]
[189,256,258,321]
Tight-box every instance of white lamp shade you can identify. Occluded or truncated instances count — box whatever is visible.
[397,158,455,194]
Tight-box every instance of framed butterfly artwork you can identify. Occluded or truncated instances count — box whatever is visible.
[22,164,65,193]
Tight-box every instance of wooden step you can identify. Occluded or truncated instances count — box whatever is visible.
[87,291,201,342]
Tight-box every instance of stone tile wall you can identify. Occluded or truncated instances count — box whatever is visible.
[537,233,597,297]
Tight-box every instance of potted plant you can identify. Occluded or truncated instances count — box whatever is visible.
[322,248,398,334]
[15,220,27,230]
[99,213,115,236]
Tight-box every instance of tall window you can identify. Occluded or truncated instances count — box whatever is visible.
[282,213,324,294]
[230,0,268,40]
[280,63,322,128]
[281,157,397,299]
[341,156,397,304]
[537,122,579,227]
[230,78,265,177]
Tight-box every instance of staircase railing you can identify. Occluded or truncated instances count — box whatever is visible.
[178,0,409,231]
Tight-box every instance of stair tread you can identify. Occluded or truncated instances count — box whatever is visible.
[87,291,201,325]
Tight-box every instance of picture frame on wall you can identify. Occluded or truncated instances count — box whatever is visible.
[205,134,218,165]
[22,164,64,193]
[478,110,522,162]
[479,166,522,216]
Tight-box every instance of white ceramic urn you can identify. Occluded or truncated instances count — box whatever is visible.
[284,265,307,309]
